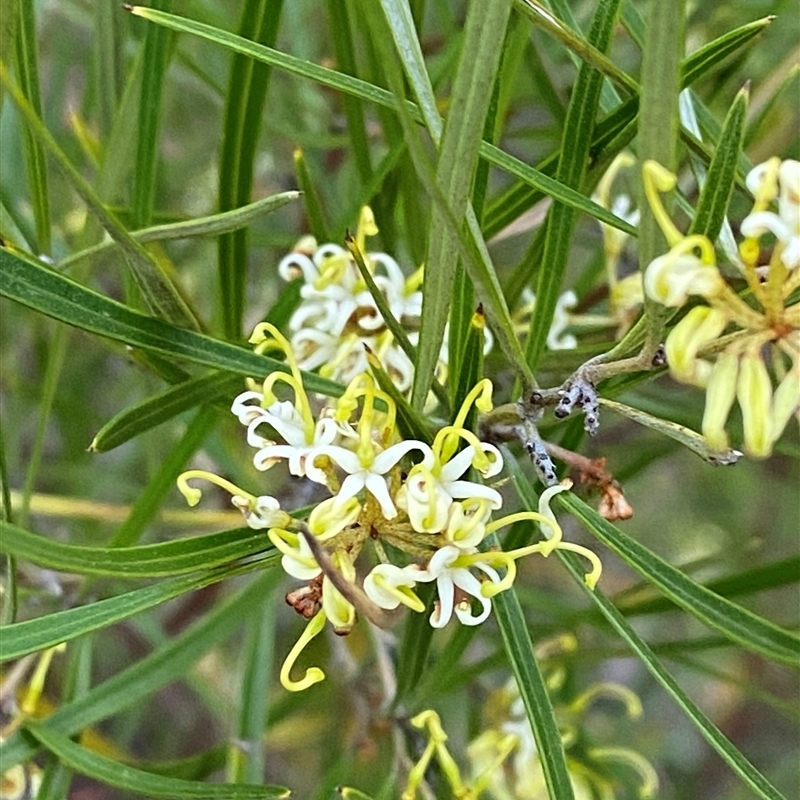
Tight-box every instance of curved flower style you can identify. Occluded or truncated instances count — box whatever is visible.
[642,158,800,458]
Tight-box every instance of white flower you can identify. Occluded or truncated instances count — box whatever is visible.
[306,439,433,519]
[741,158,800,269]
[412,545,502,628]
[248,400,340,476]
[397,441,503,534]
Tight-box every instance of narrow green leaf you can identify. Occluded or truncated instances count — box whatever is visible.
[26,722,289,799]
[0,247,343,398]
[490,532,575,800]
[90,372,241,453]
[617,555,800,617]
[133,0,172,228]
[560,494,800,666]
[14,0,50,254]
[59,191,301,273]
[1,571,281,769]
[523,0,622,374]
[368,9,535,391]
[325,0,373,184]
[293,148,330,242]
[689,83,749,241]
[218,0,284,340]
[636,0,685,344]
[232,596,276,783]
[0,560,269,661]
[93,0,122,137]
[124,6,636,239]
[0,521,273,578]
[0,64,198,329]
[412,0,513,410]
[512,0,636,95]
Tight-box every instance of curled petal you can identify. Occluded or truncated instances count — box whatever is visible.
[231,390,266,425]
[308,495,361,540]
[231,494,289,530]
[363,563,424,611]
[644,252,723,306]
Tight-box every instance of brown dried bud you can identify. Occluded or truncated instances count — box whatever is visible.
[285,575,323,619]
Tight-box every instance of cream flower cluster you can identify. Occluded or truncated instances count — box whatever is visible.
[643,157,800,458]
[178,324,601,692]
[278,206,486,392]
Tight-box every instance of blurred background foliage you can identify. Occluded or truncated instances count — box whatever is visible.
[0,0,798,798]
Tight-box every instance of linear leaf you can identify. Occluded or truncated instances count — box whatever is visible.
[560,494,800,666]
[0,523,274,579]
[689,83,748,241]
[217,0,283,340]
[523,0,622,373]
[14,0,51,254]
[1,571,281,769]
[133,0,172,228]
[124,6,635,238]
[0,247,342,398]
[90,372,241,453]
[59,191,300,273]
[411,0,512,409]
[490,533,575,800]
[26,721,289,798]
[0,560,270,661]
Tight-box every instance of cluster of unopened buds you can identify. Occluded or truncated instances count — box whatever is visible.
[643,157,800,457]
[178,323,602,691]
